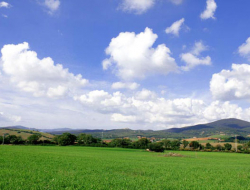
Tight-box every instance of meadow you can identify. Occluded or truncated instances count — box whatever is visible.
[0,146,250,190]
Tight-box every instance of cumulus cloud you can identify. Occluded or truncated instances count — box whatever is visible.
[210,64,250,101]
[76,89,250,128]
[0,1,10,8]
[44,0,60,13]
[0,42,88,98]
[112,82,140,90]
[165,18,185,36]
[103,27,178,80]
[200,0,217,20]
[238,37,250,59]
[119,0,155,14]
[203,101,243,121]
[135,89,157,100]
[0,111,21,123]
[180,41,211,71]
[111,113,137,123]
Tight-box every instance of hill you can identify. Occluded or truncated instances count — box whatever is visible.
[0,128,54,141]
[39,118,250,139]
[2,118,250,139]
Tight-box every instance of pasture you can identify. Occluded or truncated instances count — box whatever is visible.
[0,146,250,189]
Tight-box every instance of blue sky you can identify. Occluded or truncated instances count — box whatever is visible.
[1,0,250,130]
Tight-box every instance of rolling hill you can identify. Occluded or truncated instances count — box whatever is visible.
[2,118,250,139]
[0,127,54,140]
[39,118,250,139]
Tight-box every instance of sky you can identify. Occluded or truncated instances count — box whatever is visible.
[1,0,250,130]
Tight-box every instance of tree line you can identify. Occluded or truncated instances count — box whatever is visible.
[1,133,250,154]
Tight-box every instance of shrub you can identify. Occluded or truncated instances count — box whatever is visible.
[224,143,232,151]
[149,143,165,152]
[189,141,200,149]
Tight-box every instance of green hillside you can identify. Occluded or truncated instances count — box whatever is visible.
[0,128,54,140]
[44,118,250,139]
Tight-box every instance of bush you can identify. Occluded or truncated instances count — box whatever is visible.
[57,133,77,146]
[189,141,200,149]
[149,143,165,152]
[224,143,232,151]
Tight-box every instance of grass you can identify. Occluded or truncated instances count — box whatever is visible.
[1,146,250,189]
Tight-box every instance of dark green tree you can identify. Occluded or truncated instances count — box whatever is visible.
[205,143,213,149]
[57,133,76,146]
[182,140,189,148]
[132,138,151,149]
[216,144,222,151]
[77,133,101,145]
[161,139,171,149]
[189,141,200,149]
[8,135,24,144]
[171,140,181,150]
[237,145,243,151]
[224,143,232,151]
[149,142,164,152]
[27,134,41,144]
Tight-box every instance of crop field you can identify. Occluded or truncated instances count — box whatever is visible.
[1,146,250,190]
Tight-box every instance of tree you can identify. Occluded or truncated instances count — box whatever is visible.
[206,143,213,149]
[224,143,232,151]
[161,139,171,149]
[8,135,24,145]
[110,138,132,148]
[171,140,181,150]
[149,142,164,152]
[237,145,243,151]
[189,141,200,149]
[57,133,76,146]
[182,140,189,148]
[52,135,60,145]
[27,134,42,144]
[132,138,151,149]
[77,133,101,145]
[216,144,222,151]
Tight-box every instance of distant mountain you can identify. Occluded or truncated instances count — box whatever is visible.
[164,118,250,137]
[0,125,37,131]
[2,118,250,139]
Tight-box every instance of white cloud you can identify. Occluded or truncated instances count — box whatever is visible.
[44,0,60,13]
[103,27,178,80]
[203,101,243,121]
[135,89,157,100]
[169,0,183,5]
[0,42,88,98]
[111,113,137,123]
[76,89,250,128]
[120,0,155,14]
[2,14,7,18]
[0,1,10,8]
[210,64,250,101]
[165,18,185,36]
[0,111,21,123]
[180,41,211,71]
[112,82,140,90]
[200,0,217,20]
[238,37,250,59]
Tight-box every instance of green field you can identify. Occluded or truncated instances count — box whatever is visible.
[1,146,250,189]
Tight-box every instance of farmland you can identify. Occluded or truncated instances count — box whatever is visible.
[1,146,250,189]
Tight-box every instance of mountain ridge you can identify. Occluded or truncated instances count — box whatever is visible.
[1,118,250,139]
